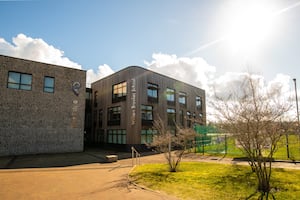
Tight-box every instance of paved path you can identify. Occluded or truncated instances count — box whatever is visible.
[0,151,178,200]
[0,150,299,200]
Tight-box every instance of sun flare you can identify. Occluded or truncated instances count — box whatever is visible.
[223,1,277,55]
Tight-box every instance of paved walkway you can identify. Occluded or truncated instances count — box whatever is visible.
[0,149,299,200]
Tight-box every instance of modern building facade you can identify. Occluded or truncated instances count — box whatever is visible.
[90,66,206,150]
[0,55,86,156]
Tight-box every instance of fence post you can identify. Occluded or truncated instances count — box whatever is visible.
[285,133,290,159]
[225,134,228,155]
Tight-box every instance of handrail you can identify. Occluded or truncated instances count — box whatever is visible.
[131,146,141,166]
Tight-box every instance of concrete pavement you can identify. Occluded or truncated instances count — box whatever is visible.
[0,149,177,200]
[0,149,299,200]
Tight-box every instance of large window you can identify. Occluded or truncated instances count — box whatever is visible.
[44,76,55,93]
[147,83,158,102]
[107,106,121,126]
[7,71,32,91]
[141,129,157,144]
[179,92,187,106]
[196,96,202,110]
[166,88,175,102]
[167,108,176,126]
[112,81,127,103]
[141,105,153,125]
[107,129,126,144]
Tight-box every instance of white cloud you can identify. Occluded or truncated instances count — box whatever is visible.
[86,64,114,87]
[0,33,81,69]
[144,53,296,121]
[144,53,216,92]
[0,33,116,86]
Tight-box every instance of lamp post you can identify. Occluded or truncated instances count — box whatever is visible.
[293,78,300,138]
[293,78,299,128]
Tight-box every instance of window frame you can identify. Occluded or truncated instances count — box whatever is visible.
[179,92,187,106]
[141,129,157,144]
[98,109,103,128]
[107,129,126,144]
[167,108,176,126]
[196,96,202,110]
[147,83,159,103]
[7,71,32,91]
[43,76,55,93]
[107,106,121,126]
[112,81,127,103]
[141,105,153,125]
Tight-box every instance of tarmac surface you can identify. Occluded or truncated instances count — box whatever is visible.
[0,148,299,200]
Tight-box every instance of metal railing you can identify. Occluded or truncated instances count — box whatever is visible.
[131,146,141,166]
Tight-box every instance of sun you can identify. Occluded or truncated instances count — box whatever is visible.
[223,1,277,55]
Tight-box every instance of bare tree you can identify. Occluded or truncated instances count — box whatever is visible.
[148,116,196,172]
[212,75,292,199]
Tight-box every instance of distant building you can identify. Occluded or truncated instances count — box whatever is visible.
[90,66,206,151]
[0,55,86,156]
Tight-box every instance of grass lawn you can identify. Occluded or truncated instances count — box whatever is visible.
[130,162,300,200]
[198,135,300,161]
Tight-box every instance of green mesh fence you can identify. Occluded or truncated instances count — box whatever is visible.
[194,125,300,160]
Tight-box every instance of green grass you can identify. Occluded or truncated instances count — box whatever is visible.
[130,162,300,200]
[197,135,300,161]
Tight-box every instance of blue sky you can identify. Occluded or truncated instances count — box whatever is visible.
[1,0,300,97]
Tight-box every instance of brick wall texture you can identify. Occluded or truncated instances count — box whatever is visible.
[0,55,86,156]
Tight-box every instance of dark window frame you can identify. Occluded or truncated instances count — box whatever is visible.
[187,111,192,128]
[196,96,202,110]
[43,76,55,93]
[7,71,32,91]
[107,129,126,144]
[147,83,159,103]
[166,88,175,106]
[179,92,187,107]
[94,91,98,107]
[112,81,127,103]
[141,129,157,144]
[167,108,176,126]
[107,106,121,126]
[98,109,103,128]
[141,105,153,126]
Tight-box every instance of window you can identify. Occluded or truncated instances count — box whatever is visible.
[107,106,121,126]
[141,105,153,125]
[167,108,176,126]
[7,71,32,90]
[98,109,103,128]
[179,92,187,106]
[44,76,55,93]
[187,111,192,128]
[196,96,202,110]
[112,81,127,103]
[141,129,157,144]
[147,83,158,102]
[179,110,184,127]
[166,88,175,102]
[107,129,126,144]
[94,91,98,107]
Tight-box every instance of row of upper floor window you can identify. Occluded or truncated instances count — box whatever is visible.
[94,81,203,110]
[93,104,203,128]
[6,71,55,93]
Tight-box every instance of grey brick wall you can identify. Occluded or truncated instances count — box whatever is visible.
[0,55,86,156]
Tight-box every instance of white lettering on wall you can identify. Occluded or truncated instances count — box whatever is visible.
[131,78,136,125]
